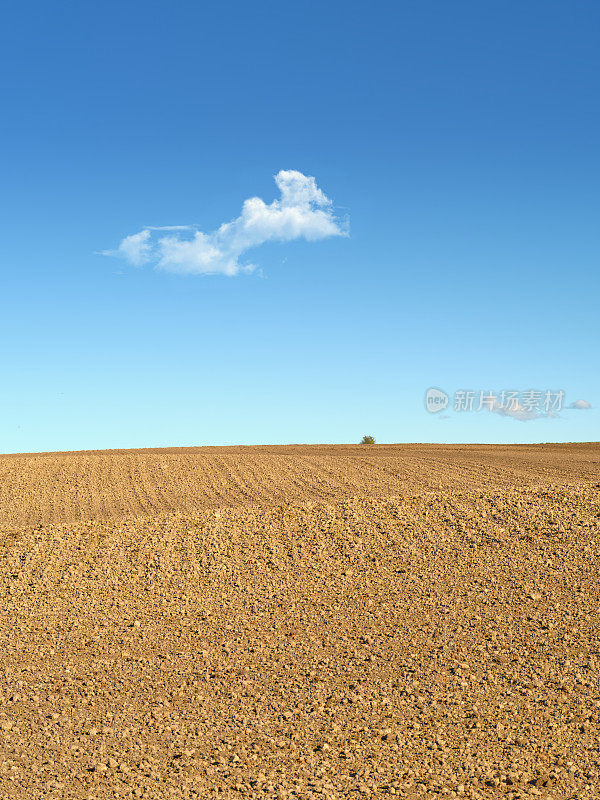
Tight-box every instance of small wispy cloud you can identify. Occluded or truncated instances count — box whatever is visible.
[101,229,152,266]
[568,399,592,410]
[489,399,541,422]
[145,225,196,232]
[100,170,347,276]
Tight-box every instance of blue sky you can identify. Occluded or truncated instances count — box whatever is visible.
[1,0,598,452]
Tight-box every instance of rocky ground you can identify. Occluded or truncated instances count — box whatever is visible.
[0,444,599,799]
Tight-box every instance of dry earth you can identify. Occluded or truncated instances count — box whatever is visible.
[0,443,599,800]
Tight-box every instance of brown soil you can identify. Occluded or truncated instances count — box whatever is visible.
[0,443,599,799]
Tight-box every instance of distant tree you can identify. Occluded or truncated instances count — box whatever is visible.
[360,435,376,445]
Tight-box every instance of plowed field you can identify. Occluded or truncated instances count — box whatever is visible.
[0,444,599,799]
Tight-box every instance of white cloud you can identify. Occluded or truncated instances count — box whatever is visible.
[100,229,152,266]
[568,399,592,409]
[101,170,346,276]
[487,397,567,422]
[489,399,541,422]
